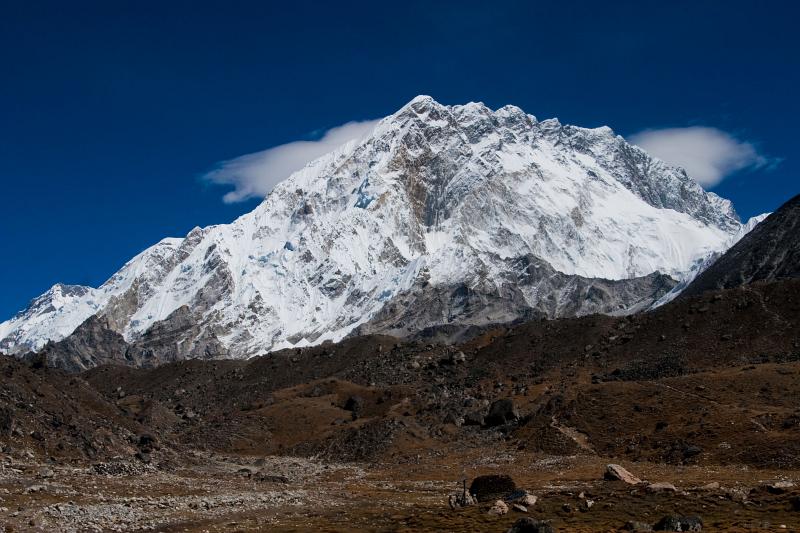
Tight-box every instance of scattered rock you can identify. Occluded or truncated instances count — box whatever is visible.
[488,499,509,515]
[683,445,702,459]
[92,460,150,476]
[469,474,516,502]
[512,503,528,512]
[255,472,290,483]
[484,398,519,427]
[698,482,719,491]
[514,492,538,507]
[653,515,703,531]
[604,464,642,485]
[507,517,555,533]
[447,483,476,509]
[443,412,464,427]
[344,396,364,420]
[450,351,466,364]
[724,488,747,502]
[37,467,55,479]
[463,411,484,426]
[137,433,159,452]
[764,481,795,494]
[646,482,677,493]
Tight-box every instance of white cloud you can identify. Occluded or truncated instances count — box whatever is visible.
[204,119,380,203]
[629,126,773,187]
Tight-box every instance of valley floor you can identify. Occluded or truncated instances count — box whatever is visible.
[2,450,799,531]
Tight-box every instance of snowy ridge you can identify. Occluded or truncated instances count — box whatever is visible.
[1,96,745,358]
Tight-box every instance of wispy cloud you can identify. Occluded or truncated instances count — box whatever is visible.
[629,126,777,187]
[204,119,380,203]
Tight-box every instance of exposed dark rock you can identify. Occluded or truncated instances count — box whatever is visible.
[485,398,519,427]
[683,193,800,297]
[507,518,556,533]
[653,515,703,531]
[469,474,516,502]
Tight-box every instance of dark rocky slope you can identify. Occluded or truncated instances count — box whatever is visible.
[11,278,789,467]
[683,193,800,297]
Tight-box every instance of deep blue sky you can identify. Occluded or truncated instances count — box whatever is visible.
[1,0,798,318]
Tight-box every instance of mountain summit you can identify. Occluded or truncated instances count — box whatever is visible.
[0,96,752,367]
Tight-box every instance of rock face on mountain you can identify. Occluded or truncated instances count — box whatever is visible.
[682,194,800,297]
[1,96,746,367]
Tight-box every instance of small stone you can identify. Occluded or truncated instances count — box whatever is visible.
[698,482,719,491]
[647,482,677,493]
[451,351,466,364]
[512,503,528,512]
[487,500,509,515]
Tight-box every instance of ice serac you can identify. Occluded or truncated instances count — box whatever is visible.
[1,96,745,366]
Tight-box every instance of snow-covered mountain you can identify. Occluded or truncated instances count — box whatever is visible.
[1,96,751,365]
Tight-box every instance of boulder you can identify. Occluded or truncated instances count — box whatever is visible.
[764,481,795,494]
[653,515,702,531]
[344,396,364,420]
[646,482,677,493]
[488,500,509,515]
[507,518,556,533]
[469,474,517,502]
[485,398,520,426]
[604,464,642,485]
[513,492,538,507]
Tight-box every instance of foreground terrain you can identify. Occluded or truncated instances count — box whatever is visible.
[1,451,799,531]
[1,280,799,531]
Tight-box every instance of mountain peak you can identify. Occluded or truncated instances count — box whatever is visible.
[1,98,746,363]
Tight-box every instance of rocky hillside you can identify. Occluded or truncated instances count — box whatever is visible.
[682,193,800,297]
[2,278,798,467]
